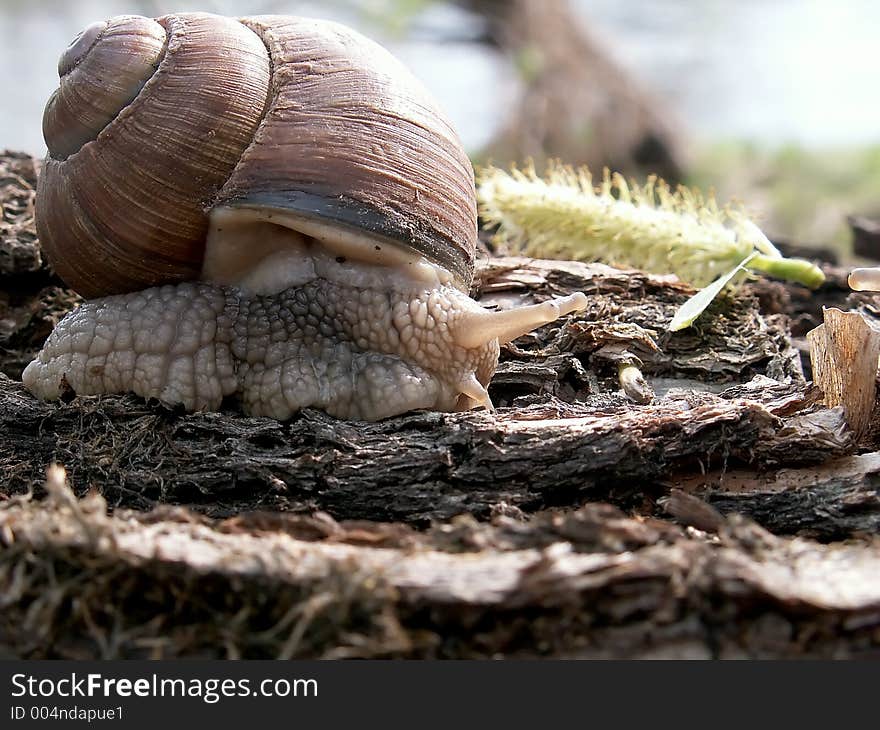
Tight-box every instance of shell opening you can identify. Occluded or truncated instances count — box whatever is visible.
[203,206,453,295]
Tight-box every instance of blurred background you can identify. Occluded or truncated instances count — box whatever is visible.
[2,0,879,255]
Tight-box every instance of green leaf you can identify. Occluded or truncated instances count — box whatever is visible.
[668,254,757,332]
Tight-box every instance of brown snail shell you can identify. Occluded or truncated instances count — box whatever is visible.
[37,12,477,299]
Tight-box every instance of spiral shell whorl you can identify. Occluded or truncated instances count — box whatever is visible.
[37,13,272,297]
[43,16,166,161]
[58,20,107,77]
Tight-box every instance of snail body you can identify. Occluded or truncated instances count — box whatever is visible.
[23,13,586,421]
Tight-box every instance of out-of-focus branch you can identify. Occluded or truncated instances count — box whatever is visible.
[459,0,686,180]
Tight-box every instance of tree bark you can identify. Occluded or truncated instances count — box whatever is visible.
[3,479,880,659]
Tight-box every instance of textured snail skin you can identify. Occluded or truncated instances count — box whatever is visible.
[22,254,586,421]
[23,282,487,421]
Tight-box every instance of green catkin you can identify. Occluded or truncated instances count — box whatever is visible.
[477,163,825,290]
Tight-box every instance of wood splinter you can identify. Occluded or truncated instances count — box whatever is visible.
[807,307,880,440]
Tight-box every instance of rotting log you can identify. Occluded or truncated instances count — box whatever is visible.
[0,372,854,524]
[0,151,79,378]
[2,479,880,659]
[666,451,880,541]
[1,148,836,530]
[850,215,880,261]
[0,151,42,276]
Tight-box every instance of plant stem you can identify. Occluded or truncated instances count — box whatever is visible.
[746,255,825,289]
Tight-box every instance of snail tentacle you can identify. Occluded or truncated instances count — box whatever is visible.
[453,292,588,349]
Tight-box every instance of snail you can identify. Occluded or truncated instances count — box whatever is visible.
[22,13,587,421]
